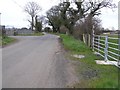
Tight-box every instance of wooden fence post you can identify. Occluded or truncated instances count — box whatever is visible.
[98,36,100,53]
[92,29,94,51]
[88,34,90,47]
[83,34,85,44]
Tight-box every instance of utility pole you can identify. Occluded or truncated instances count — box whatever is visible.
[0,13,1,31]
[0,13,1,28]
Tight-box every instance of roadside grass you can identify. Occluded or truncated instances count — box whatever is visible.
[2,36,16,46]
[0,32,44,46]
[17,32,44,36]
[48,32,60,35]
[60,34,118,88]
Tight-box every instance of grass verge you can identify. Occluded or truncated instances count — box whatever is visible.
[17,32,44,36]
[2,36,16,46]
[60,34,118,88]
[48,32,60,35]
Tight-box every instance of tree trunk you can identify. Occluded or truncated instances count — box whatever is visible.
[31,16,34,31]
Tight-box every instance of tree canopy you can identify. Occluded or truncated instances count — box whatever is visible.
[46,0,116,34]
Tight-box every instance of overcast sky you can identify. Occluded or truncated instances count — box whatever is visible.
[0,0,119,30]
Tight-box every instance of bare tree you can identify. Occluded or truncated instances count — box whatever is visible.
[24,2,42,31]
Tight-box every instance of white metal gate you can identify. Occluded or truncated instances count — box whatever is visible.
[92,34,120,67]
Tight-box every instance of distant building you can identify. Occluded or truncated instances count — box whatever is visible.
[102,30,119,35]
[115,30,120,34]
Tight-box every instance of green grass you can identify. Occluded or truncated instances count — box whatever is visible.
[0,32,44,46]
[48,32,60,35]
[2,36,16,46]
[17,32,44,36]
[101,34,118,38]
[60,34,91,54]
[60,34,118,88]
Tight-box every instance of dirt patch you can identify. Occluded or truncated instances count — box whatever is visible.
[58,39,80,87]
[65,59,80,87]
[81,66,99,79]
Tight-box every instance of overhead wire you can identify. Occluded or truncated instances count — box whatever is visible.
[10,0,23,9]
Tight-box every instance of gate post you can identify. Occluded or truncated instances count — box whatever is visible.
[104,36,108,62]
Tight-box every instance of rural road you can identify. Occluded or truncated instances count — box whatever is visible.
[2,34,78,88]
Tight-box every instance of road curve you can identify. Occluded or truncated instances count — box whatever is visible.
[2,34,78,88]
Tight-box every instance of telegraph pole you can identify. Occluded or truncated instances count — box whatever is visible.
[0,13,1,27]
[0,12,1,90]
[0,13,1,32]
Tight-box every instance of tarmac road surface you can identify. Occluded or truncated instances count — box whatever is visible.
[2,34,78,88]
